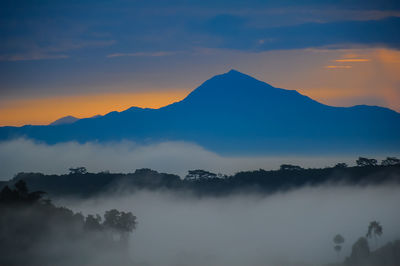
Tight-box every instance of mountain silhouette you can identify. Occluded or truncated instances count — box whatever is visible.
[1,69,400,154]
[49,115,79,126]
[49,114,102,126]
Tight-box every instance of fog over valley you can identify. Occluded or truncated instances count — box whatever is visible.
[2,1,400,265]
[1,138,397,180]
[62,185,400,266]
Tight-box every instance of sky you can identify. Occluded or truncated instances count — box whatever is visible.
[1,0,400,126]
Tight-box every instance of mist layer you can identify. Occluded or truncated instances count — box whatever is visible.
[64,185,400,266]
[1,138,395,180]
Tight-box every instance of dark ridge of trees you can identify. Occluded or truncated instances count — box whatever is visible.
[69,166,88,175]
[381,157,400,166]
[356,157,378,167]
[280,164,303,171]
[335,163,348,168]
[0,181,137,266]
[8,168,181,198]
[4,159,400,198]
[185,169,218,180]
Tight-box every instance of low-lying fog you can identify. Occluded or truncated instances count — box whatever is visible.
[62,184,400,266]
[1,138,398,180]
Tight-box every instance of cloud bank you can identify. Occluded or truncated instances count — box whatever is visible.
[0,138,389,180]
[64,185,400,266]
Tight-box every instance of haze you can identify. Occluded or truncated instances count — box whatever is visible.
[62,184,400,266]
[2,138,398,180]
[1,1,400,265]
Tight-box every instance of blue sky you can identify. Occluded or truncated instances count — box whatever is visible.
[1,0,400,125]
[2,0,399,61]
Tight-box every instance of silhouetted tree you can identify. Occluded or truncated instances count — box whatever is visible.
[0,182,138,265]
[366,221,383,249]
[103,209,137,244]
[279,164,303,171]
[381,157,400,166]
[69,167,87,175]
[84,214,103,231]
[0,186,16,203]
[334,163,348,168]
[185,170,217,180]
[15,180,28,195]
[0,180,46,204]
[333,234,345,258]
[217,173,228,178]
[356,157,377,167]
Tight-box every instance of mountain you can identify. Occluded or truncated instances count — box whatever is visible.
[49,114,102,126]
[1,69,400,154]
[49,115,79,126]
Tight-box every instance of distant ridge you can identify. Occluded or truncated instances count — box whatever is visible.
[1,69,400,154]
[49,114,102,126]
[49,116,79,126]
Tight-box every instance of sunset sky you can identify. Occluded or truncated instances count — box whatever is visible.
[1,0,400,126]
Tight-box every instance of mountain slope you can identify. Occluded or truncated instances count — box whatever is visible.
[1,70,400,154]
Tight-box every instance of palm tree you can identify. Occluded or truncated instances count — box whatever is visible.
[366,221,383,249]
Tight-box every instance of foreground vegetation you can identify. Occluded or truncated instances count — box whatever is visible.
[0,181,136,266]
[344,237,400,266]
[1,157,399,265]
[332,221,400,266]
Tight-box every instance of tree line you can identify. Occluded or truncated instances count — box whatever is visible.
[2,156,399,198]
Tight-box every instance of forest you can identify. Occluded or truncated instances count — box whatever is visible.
[2,157,399,198]
[0,180,136,266]
[1,156,400,266]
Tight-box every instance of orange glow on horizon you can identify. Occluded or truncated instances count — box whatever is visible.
[1,48,399,126]
[334,59,371,62]
[324,65,352,69]
[297,87,377,107]
[0,90,190,126]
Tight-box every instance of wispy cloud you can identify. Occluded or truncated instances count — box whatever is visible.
[334,58,371,62]
[0,54,69,62]
[107,51,176,58]
[321,54,371,70]
[47,40,116,53]
[0,39,115,62]
[324,65,352,69]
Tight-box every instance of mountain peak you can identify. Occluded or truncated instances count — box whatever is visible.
[180,69,276,105]
[222,69,255,79]
[49,116,79,126]
[227,69,241,74]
